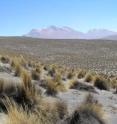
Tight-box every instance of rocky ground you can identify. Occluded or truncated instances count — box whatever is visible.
[0,58,116,124]
[0,37,117,75]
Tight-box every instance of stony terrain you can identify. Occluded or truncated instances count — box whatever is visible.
[0,37,116,124]
[0,55,116,124]
[0,37,117,75]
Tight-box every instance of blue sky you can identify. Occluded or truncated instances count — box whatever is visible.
[0,0,117,36]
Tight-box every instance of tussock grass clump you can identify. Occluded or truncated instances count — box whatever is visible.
[66,79,78,89]
[110,77,117,89]
[4,98,53,124]
[84,93,99,105]
[45,79,59,96]
[67,95,105,124]
[39,97,68,120]
[11,57,20,68]
[14,63,22,77]
[43,65,50,71]
[85,73,93,83]
[77,69,87,79]
[21,68,32,90]
[45,78,65,96]
[54,72,62,82]
[94,76,110,90]
[68,104,105,124]
[48,67,56,77]
[0,56,10,63]
[31,69,40,80]
[0,78,4,93]
[0,78,22,96]
[67,72,75,80]
[3,97,67,124]
[19,68,43,110]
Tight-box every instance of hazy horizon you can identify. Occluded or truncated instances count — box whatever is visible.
[0,0,117,36]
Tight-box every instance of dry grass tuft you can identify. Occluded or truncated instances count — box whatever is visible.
[14,63,22,77]
[20,68,32,90]
[77,69,87,79]
[39,97,68,120]
[45,78,66,96]
[4,98,53,124]
[94,75,110,90]
[0,56,10,64]
[67,95,105,124]
[85,73,93,83]
[31,69,40,80]
[67,72,75,80]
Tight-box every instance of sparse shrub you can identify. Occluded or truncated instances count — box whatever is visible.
[94,76,110,90]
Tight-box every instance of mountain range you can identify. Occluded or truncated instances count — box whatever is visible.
[25,26,117,39]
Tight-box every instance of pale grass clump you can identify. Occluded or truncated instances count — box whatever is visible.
[11,57,20,68]
[31,68,40,80]
[54,72,62,82]
[66,79,78,90]
[11,56,27,69]
[20,68,32,90]
[45,78,66,96]
[0,55,10,64]
[19,55,27,67]
[10,57,23,77]
[77,69,87,79]
[3,96,67,124]
[48,66,56,77]
[38,97,68,120]
[4,98,53,124]
[94,75,110,91]
[67,71,75,80]
[20,68,43,108]
[0,78,22,96]
[110,77,117,89]
[0,78,4,93]
[84,72,93,83]
[14,63,22,77]
[67,95,105,124]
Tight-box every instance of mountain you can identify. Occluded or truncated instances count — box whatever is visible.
[25,26,84,39]
[103,34,117,40]
[85,29,117,39]
[25,26,117,39]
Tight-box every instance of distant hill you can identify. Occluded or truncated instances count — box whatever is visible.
[103,34,117,40]
[24,26,117,39]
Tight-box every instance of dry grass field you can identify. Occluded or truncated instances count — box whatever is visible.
[0,37,117,75]
[0,44,116,123]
